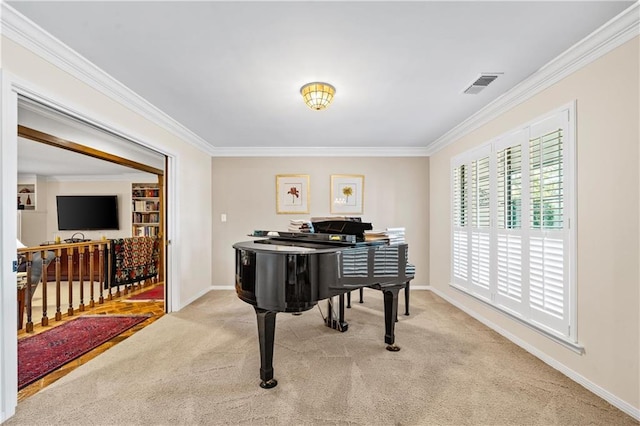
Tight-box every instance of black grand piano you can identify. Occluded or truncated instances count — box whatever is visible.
[233,227,415,388]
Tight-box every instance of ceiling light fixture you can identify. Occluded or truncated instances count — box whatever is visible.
[300,82,336,110]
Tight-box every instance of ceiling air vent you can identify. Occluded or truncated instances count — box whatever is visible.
[463,73,501,94]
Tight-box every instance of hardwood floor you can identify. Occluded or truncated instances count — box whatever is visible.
[17,283,165,402]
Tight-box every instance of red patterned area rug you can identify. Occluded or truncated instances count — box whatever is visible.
[125,284,164,302]
[18,315,149,389]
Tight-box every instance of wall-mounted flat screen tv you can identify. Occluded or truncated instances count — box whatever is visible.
[56,195,119,230]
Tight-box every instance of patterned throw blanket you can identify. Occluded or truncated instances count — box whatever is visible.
[110,237,160,286]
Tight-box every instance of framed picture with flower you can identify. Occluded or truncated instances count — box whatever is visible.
[276,174,310,214]
[330,174,364,214]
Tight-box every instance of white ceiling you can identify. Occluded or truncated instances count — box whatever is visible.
[8,1,634,153]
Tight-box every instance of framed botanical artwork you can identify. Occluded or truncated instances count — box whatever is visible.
[330,174,364,214]
[276,174,310,214]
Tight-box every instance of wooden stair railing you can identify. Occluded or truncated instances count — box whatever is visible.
[17,238,160,333]
[17,241,111,333]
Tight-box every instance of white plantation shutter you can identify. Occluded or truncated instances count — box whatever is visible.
[530,236,565,322]
[528,121,569,334]
[497,234,522,299]
[470,232,491,296]
[530,129,564,230]
[452,230,468,282]
[452,164,469,286]
[470,156,491,298]
[451,105,575,342]
[497,144,523,230]
[495,138,524,312]
[471,156,491,230]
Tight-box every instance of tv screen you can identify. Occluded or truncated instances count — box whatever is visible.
[56,195,119,230]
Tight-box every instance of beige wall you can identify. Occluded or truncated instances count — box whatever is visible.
[211,156,429,287]
[2,36,213,309]
[429,37,639,409]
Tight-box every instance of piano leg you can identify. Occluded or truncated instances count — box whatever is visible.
[382,286,401,352]
[404,282,410,316]
[254,307,278,389]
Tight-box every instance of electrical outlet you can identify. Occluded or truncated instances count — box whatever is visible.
[221,213,227,222]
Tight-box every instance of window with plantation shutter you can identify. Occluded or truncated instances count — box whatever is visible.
[451,104,576,344]
[530,129,563,230]
[470,156,491,298]
[528,124,568,332]
[452,165,468,284]
[496,141,524,313]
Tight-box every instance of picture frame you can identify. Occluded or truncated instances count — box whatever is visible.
[330,174,364,214]
[276,174,310,214]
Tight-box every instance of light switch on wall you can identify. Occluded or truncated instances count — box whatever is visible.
[221,213,227,222]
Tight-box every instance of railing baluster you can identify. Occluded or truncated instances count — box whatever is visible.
[67,248,74,316]
[78,246,85,312]
[25,252,34,333]
[40,249,49,327]
[99,244,105,304]
[55,247,62,321]
[89,244,96,308]
[114,243,120,297]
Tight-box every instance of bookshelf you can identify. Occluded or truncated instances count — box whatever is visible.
[131,183,160,237]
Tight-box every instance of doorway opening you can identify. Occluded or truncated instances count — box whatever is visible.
[15,97,170,400]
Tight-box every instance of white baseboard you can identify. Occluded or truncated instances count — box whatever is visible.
[178,286,215,309]
[211,285,234,291]
[426,286,640,421]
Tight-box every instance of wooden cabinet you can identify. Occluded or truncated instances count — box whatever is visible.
[132,183,160,237]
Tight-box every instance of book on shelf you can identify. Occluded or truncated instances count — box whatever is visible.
[132,187,159,198]
[134,225,159,237]
[133,200,159,212]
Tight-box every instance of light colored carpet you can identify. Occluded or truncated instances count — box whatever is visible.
[7,290,637,425]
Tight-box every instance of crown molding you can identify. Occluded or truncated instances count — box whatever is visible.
[0,3,216,156]
[426,2,640,156]
[210,146,430,157]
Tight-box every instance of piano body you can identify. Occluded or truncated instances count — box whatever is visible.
[233,230,415,388]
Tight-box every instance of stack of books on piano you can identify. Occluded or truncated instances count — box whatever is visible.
[363,227,406,244]
[386,227,406,245]
[288,219,314,233]
[364,230,390,243]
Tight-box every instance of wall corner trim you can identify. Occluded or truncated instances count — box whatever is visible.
[425,2,639,156]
